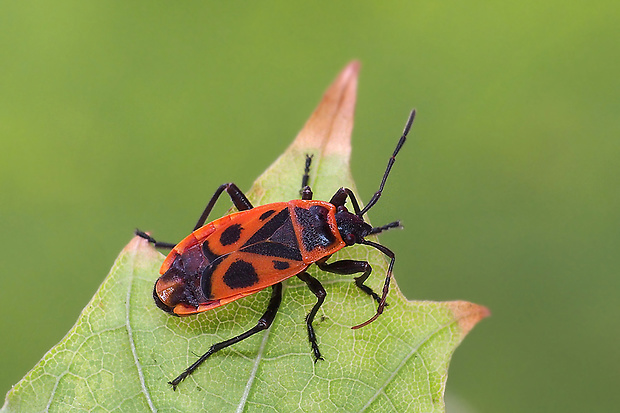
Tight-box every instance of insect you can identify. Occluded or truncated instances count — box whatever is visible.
[137,109,416,389]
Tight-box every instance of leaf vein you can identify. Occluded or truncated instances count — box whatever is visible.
[235,287,280,413]
[126,248,156,412]
[358,317,459,412]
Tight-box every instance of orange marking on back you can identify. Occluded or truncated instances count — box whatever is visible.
[207,252,308,301]
[193,222,218,240]
[158,201,352,313]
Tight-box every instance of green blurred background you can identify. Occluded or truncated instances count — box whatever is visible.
[1,1,618,411]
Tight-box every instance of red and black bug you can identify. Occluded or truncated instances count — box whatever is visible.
[137,109,416,389]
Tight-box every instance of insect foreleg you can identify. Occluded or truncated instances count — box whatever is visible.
[317,259,382,304]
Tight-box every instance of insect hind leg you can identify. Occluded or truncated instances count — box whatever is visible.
[135,230,177,250]
[168,282,283,390]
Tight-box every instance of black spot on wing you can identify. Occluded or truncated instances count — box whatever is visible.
[220,224,242,246]
[294,205,335,251]
[259,209,276,221]
[241,242,303,261]
[223,259,259,289]
[273,260,290,270]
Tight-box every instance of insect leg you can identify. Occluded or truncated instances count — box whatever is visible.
[351,240,396,330]
[193,183,254,231]
[328,188,362,215]
[297,272,326,362]
[300,154,314,200]
[134,230,177,250]
[301,154,313,189]
[301,186,313,200]
[316,259,382,304]
[168,282,283,390]
[301,186,313,201]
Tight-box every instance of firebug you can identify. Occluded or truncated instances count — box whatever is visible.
[137,109,416,389]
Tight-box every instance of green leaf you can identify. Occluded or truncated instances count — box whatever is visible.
[2,63,488,413]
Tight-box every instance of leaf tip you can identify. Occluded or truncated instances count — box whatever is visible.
[342,59,361,79]
[447,301,491,338]
[292,61,360,157]
[125,233,162,260]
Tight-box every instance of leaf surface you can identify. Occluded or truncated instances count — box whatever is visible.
[2,62,488,413]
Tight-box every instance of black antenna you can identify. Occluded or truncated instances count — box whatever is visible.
[368,220,402,235]
[359,109,416,217]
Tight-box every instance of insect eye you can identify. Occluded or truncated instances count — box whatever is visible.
[346,234,356,245]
